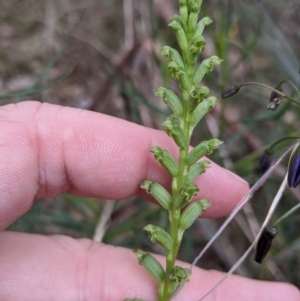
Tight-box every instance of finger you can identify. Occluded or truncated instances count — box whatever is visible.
[0,232,298,301]
[0,101,248,229]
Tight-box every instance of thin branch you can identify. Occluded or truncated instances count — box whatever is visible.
[93,200,116,242]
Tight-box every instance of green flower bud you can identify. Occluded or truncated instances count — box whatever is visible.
[187,0,202,11]
[177,32,188,53]
[143,224,173,251]
[171,14,182,23]
[179,72,190,92]
[188,11,198,31]
[186,142,209,165]
[140,180,172,210]
[179,200,207,230]
[200,198,211,211]
[168,17,182,31]
[186,160,211,183]
[186,138,223,166]
[191,86,211,102]
[167,61,184,80]
[169,266,191,284]
[194,17,213,38]
[194,0,203,11]
[162,116,187,149]
[192,56,222,87]
[133,250,165,283]
[174,183,199,208]
[161,46,184,68]
[155,87,183,117]
[208,138,223,149]
[189,96,219,127]
[190,35,206,54]
[169,17,188,52]
[150,146,179,176]
[179,0,188,24]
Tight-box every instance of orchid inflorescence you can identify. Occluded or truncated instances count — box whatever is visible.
[125,1,223,300]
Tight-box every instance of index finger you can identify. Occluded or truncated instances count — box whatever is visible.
[0,101,248,230]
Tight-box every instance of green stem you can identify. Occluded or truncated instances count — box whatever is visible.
[161,132,191,300]
[239,82,300,106]
[267,136,300,153]
[277,80,300,99]
[160,60,193,299]
[273,202,300,226]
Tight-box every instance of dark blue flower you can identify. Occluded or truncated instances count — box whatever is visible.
[269,90,280,103]
[254,226,277,264]
[259,152,274,173]
[288,155,300,188]
[267,86,282,110]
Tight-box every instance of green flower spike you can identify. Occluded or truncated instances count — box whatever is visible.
[129,1,222,300]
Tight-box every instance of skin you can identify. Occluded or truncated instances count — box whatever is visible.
[0,101,299,301]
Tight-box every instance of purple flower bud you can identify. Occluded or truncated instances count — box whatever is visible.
[259,152,274,174]
[288,155,300,188]
[268,86,282,110]
[254,226,277,264]
[221,85,240,99]
[269,90,280,103]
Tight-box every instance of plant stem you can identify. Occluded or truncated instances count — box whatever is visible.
[267,136,300,152]
[160,137,191,300]
[240,82,300,106]
[159,44,196,299]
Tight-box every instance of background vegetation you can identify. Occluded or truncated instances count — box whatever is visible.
[1,0,299,288]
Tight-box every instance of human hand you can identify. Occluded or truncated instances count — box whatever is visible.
[0,101,299,301]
